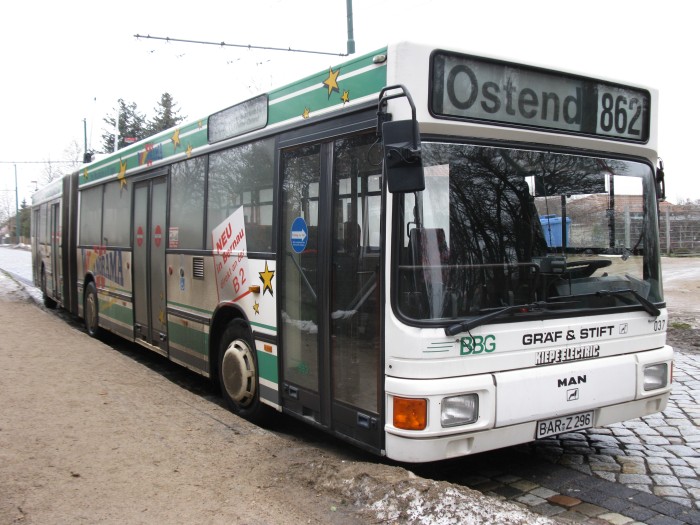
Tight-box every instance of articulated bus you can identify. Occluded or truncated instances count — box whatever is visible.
[32,42,672,462]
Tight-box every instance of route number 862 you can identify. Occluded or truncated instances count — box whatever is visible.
[599,92,643,137]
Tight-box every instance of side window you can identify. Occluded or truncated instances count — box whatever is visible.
[38,205,47,244]
[79,186,103,246]
[102,180,131,247]
[170,157,206,249]
[207,138,275,253]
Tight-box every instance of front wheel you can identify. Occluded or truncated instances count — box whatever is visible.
[218,321,269,424]
[84,281,100,338]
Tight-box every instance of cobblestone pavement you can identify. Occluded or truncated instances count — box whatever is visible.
[424,345,700,524]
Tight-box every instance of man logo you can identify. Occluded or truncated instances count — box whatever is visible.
[567,389,579,401]
[558,375,586,387]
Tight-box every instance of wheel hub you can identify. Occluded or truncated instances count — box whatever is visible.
[221,339,256,405]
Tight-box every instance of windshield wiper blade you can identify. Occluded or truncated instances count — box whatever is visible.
[444,300,579,337]
[595,289,661,317]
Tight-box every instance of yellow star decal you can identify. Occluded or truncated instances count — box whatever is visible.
[172,128,181,149]
[253,301,260,315]
[118,159,127,189]
[198,120,203,129]
[322,66,340,98]
[302,107,310,119]
[186,144,193,158]
[83,168,89,181]
[258,261,275,297]
[341,90,350,105]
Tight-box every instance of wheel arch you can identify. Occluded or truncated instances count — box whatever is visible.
[81,272,97,312]
[209,303,252,382]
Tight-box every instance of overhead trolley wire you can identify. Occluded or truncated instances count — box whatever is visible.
[134,34,348,57]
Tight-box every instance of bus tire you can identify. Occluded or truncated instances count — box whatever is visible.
[41,267,57,309]
[218,321,269,424]
[84,281,100,338]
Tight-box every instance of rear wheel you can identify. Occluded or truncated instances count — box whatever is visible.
[218,321,269,424]
[41,267,57,309]
[84,281,100,337]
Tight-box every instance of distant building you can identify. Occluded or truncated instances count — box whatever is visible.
[535,196,699,254]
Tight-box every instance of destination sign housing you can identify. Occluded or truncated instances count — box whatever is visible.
[208,94,268,144]
[431,51,650,142]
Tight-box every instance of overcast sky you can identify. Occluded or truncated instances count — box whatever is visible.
[1,0,695,206]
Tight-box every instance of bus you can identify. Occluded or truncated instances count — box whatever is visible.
[32,42,672,463]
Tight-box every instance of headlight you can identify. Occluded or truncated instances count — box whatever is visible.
[644,363,668,391]
[441,394,479,427]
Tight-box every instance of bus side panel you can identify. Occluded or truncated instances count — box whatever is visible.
[165,253,214,376]
[79,247,134,340]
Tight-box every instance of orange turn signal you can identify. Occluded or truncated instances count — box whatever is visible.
[393,396,427,430]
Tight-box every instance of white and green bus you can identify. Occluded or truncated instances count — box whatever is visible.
[32,42,672,462]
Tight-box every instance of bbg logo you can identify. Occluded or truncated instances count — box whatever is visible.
[460,335,496,355]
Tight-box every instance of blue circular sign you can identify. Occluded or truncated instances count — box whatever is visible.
[290,217,308,254]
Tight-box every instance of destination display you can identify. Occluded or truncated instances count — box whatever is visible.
[208,94,268,144]
[431,51,650,142]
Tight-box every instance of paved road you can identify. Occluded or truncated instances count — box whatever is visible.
[0,244,32,285]
[3,245,700,524]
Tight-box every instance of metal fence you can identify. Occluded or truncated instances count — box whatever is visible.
[660,203,700,254]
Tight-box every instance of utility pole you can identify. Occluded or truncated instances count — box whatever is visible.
[83,118,92,163]
[14,164,19,240]
[346,0,355,55]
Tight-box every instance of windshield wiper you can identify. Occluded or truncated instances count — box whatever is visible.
[444,300,579,336]
[595,289,661,317]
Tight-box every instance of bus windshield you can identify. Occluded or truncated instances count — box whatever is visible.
[395,143,663,323]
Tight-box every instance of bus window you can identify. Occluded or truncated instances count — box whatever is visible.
[170,157,206,250]
[206,138,275,253]
[102,180,131,247]
[79,186,103,246]
[396,144,661,321]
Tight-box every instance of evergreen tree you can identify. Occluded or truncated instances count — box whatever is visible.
[147,93,186,135]
[100,99,147,153]
[19,199,30,238]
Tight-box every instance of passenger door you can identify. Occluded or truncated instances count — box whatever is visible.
[279,130,382,451]
[50,202,61,300]
[133,176,168,354]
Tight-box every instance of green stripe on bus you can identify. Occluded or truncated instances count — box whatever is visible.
[79,121,208,186]
[98,300,133,325]
[167,300,213,317]
[257,350,278,383]
[168,322,209,356]
[268,65,387,125]
[250,320,277,332]
[268,48,386,101]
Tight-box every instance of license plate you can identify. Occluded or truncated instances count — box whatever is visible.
[536,411,593,439]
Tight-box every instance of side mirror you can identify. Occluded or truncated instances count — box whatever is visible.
[382,119,424,193]
[377,85,425,194]
[656,158,666,201]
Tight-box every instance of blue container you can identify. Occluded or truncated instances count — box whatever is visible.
[539,215,571,248]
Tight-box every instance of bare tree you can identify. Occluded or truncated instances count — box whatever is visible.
[41,159,64,185]
[61,139,84,173]
[0,190,15,232]
[39,140,85,187]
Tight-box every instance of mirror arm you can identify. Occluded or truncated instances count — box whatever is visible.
[656,158,666,201]
[377,84,419,148]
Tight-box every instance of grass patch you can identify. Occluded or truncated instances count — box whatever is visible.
[670,322,692,330]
